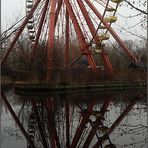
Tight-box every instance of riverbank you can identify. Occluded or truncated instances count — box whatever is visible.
[1,76,13,87]
[14,81,146,95]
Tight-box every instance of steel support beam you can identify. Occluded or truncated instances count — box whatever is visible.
[101,52,113,74]
[30,0,49,63]
[85,0,139,64]
[108,101,136,135]
[47,98,61,148]
[1,0,41,65]
[77,0,98,41]
[47,0,56,81]
[70,100,96,148]
[93,101,136,148]
[82,98,110,148]
[47,98,56,148]
[1,92,36,148]
[55,0,63,27]
[64,0,96,70]
[65,9,69,66]
[77,0,112,74]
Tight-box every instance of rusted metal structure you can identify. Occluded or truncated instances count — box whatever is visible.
[1,0,139,81]
[0,1,144,147]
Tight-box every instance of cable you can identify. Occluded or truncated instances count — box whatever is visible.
[65,54,83,68]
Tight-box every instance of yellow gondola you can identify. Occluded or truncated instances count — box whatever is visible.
[106,7,116,12]
[104,16,117,23]
[28,25,34,29]
[98,34,110,40]
[93,49,102,54]
[27,4,33,8]
[111,0,122,3]
[98,25,107,29]
[29,35,35,40]
[91,110,102,118]
[98,126,110,133]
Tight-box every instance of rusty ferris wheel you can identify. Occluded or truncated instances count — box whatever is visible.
[1,0,140,81]
[1,1,146,148]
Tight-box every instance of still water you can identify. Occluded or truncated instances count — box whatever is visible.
[1,88,147,148]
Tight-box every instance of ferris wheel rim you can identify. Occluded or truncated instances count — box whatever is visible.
[25,0,121,45]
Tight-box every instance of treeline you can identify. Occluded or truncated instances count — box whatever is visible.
[1,36,147,83]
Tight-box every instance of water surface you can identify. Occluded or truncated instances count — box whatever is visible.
[1,88,147,148]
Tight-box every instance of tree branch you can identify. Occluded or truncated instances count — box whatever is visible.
[124,0,147,15]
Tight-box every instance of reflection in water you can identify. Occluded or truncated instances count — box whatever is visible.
[1,88,147,148]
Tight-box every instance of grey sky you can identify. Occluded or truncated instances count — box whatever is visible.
[1,0,25,28]
[1,0,147,41]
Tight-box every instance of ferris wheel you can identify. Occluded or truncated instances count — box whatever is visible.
[1,0,139,80]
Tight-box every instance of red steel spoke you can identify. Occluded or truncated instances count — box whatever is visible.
[47,0,56,81]
[64,0,97,70]
[55,0,63,27]
[93,101,136,148]
[31,0,49,62]
[1,92,36,148]
[82,98,110,148]
[1,0,41,65]
[77,0,112,73]
[47,98,56,148]
[70,100,96,148]
[46,98,61,148]
[85,0,139,64]
[65,9,70,66]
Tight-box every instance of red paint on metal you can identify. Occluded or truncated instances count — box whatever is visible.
[55,0,63,26]
[77,0,98,41]
[47,0,56,81]
[47,98,56,148]
[77,0,112,74]
[1,92,36,148]
[47,99,61,148]
[70,100,96,148]
[85,0,139,64]
[82,98,110,148]
[31,0,49,62]
[101,50,113,74]
[46,99,61,148]
[73,0,89,40]
[64,0,97,70]
[65,9,69,66]
[93,101,136,148]
[1,0,41,65]
[108,101,135,134]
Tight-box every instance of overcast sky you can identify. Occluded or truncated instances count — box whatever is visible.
[1,0,147,41]
[1,0,25,25]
